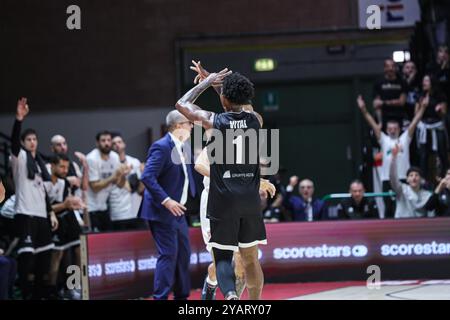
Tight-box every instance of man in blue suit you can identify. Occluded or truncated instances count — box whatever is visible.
[140,110,197,300]
[284,176,327,222]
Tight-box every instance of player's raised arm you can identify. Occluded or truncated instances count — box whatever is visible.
[176,69,232,129]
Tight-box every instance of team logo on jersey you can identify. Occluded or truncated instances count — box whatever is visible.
[223,171,231,179]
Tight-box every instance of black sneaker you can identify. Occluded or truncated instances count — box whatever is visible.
[201,278,217,300]
[225,291,239,300]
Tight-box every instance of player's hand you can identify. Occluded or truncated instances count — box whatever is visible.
[16,97,29,121]
[392,144,400,158]
[163,199,187,216]
[204,68,232,87]
[50,212,59,231]
[67,176,81,189]
[260,179,276,198]
[64,196,85,211]
[436,104,444,113]
[190,60,210,84]
[356,95,367,112]
[373,98,383,110]
[289,175,299,187]
[120,163,132,176]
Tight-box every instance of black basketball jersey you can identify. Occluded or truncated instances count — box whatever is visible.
[207,111,261,220]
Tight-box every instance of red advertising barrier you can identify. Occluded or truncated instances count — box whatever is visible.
[81,217,450,299]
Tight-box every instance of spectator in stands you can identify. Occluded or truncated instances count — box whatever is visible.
[416,74,448,180]
[373,58,407,129]
[402,61,421,166]
[45,153,85,300]
[390,145,434,218]
[402,61,422,124]
[337,180,379,220]
[427,46,450,96]
[426,45,450,92]
[284,176,326,222]
[0,213,16,300]
[426,46,450,146]
[357,95,426,218]
[420,0,450,57]
[110,133,146,230]
[10,98,58,299]
[86,131,129,232]
[424,169,450,216]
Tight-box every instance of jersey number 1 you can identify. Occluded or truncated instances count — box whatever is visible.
[233,136,243,164]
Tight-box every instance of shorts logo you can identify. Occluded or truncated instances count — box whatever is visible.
[223,171,231,179]
[24,235,32,244]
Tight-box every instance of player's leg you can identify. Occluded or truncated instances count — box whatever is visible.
[233,252,246,298]
[201,261,218,300]
[200,189,218,300]
[238,245,264,300]
[237,215,267,300]
[149,221,179,300]
[33,217,55,299]
[172,219,191,300]
[14,214,36,299]
[48,250,64,297]
[48,215,64,298]
[212,247,237,300]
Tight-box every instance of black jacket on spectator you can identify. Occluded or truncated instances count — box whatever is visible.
[337,198,379,220]
[404,75,422,121]
[424,189,450,217]
[373,76,407,125]
[426,63,450,100]
[421,91,448,124]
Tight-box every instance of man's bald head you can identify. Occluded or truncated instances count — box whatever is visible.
[50,134,68,154]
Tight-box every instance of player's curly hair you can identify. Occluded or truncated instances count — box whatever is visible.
[222,72,255,105]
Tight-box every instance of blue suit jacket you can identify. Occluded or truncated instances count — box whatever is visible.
[284,192,327,222]
[139,133,196,225]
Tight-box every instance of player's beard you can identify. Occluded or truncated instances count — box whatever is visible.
[99,146,111,155]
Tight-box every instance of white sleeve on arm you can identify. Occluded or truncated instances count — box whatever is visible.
[379,132,387,148]
[400,130,411,146]
[161,197,170,205]
[87,158,99,182]
[73,162,82,178]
